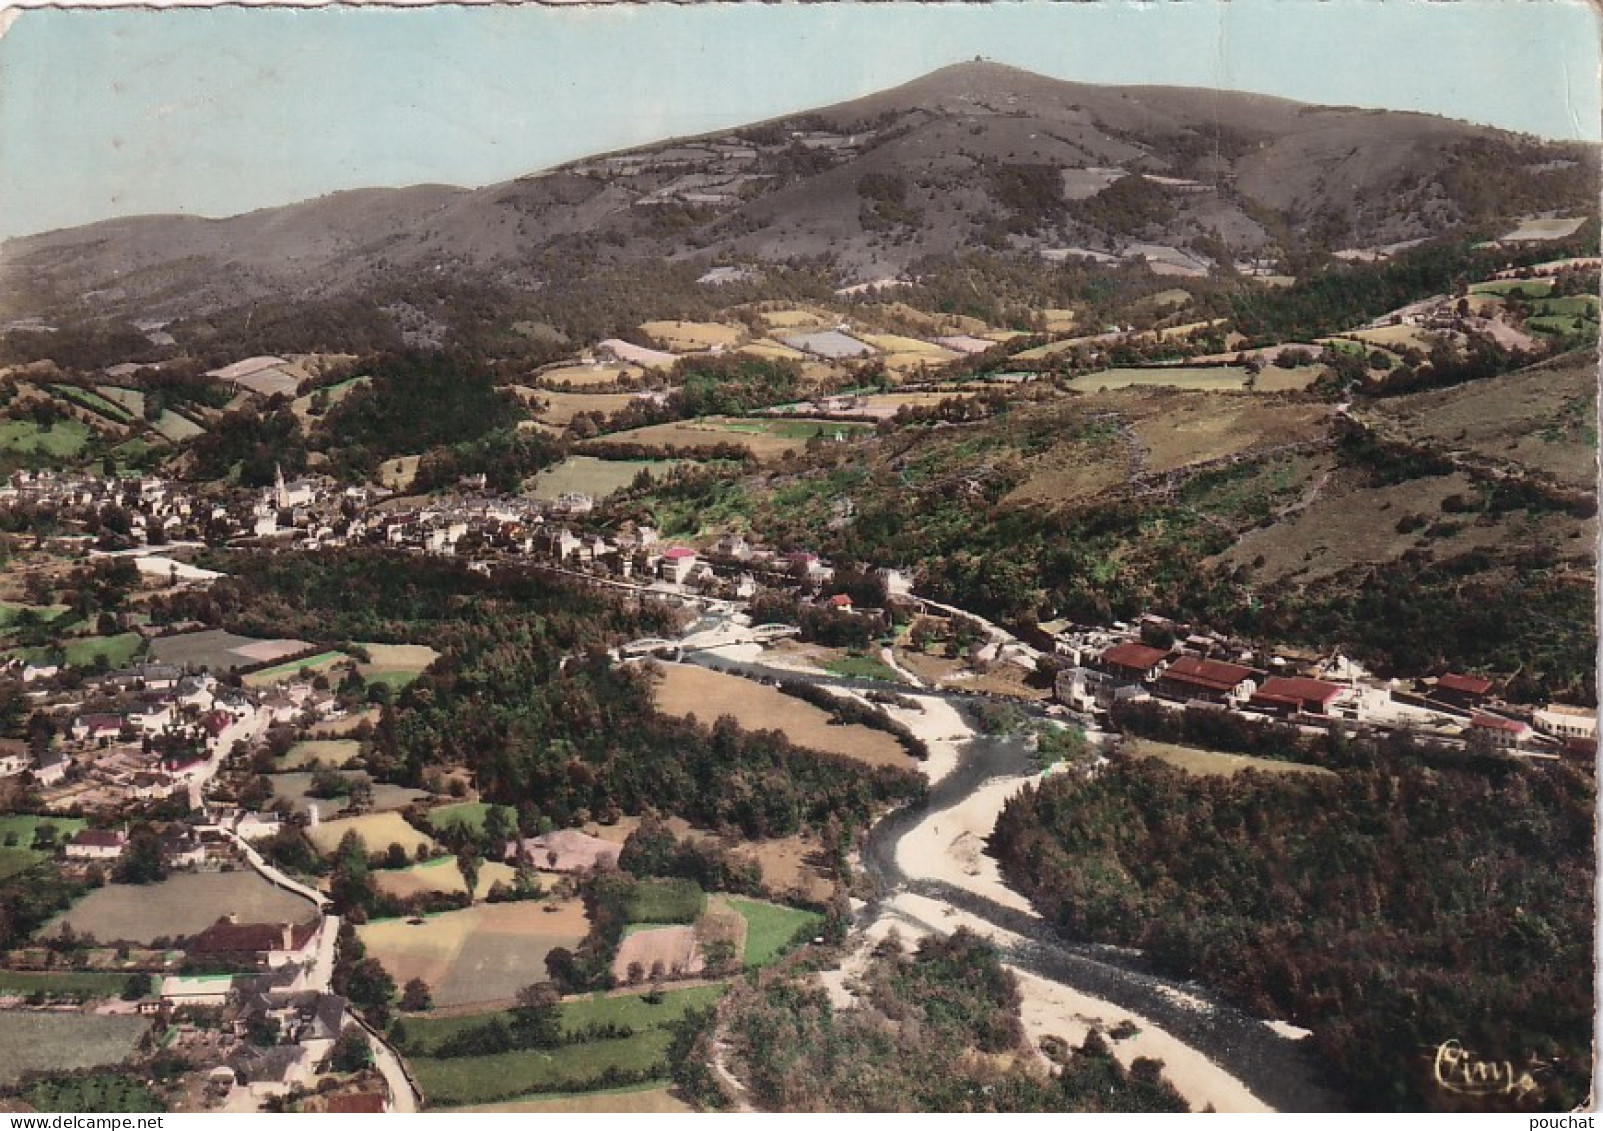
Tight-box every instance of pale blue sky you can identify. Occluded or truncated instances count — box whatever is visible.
[0,1,1597,240]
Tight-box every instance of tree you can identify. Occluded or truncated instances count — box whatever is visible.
[510,983,563,1049]
[114,827,166,885]
[328,1026,374,1073]
[456,848,482,901]
[121,972,154,1001]
[400,977,433,1013]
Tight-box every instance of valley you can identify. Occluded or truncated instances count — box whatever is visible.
[0,58,1593,1116]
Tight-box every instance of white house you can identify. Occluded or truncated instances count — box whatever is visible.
[64,829,128,860]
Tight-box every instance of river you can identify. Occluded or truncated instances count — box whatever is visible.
[688,647,1344,1113]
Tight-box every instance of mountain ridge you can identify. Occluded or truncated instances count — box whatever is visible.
[2,61,1595,325]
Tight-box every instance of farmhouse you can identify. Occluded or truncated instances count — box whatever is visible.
[33,748,70,786]
[1429,673,1495,709]
[1469,713,1533,750]
[187,915,320,969]
[72,713,125,745]
[1248,676,1346,717]
[64,829,128,860]
[0,740,28,777]
[1155,656,1257,706]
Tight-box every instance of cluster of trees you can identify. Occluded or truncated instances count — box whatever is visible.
[1070,174,1176,236]
[616,814,764,896]
[164,550,922,836]
[776,681,929,760]
[315,351,524,479]
[721,927,1187,1111]
[991,754,1593,1110]
[672,355,802,419]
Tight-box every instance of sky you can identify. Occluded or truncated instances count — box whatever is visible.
[0,0,1598,240]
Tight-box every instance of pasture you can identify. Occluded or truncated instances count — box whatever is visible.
[450,1084,691,1113]
[758,308,830,330]
[95,387,146,416]
[359,899,589,1009]
[280,739,361,770]
[736,340,809,361]
[16,632,144,669]
[0,419,91,458]
[1067,366,1249,393]
[639,320,745,351]
[373,857,519,902]
[651,663,911,769]
[44,871,316,944]
[1253,364,1325,393]
[518,389,638,427]
[590,417,826,459]
[857,333,953,357]
[152,411,204,442]
[150,628,312,672]
[243,649,349,688]
[722,897,824,968]
[0,1013,150,1086]
[412,1028,674,1108]
[0,970,128,999]
[1471,279,1556,299]
[537,363,644,389]
[1497,216,1587,242]
[378,456,421,491]
[356,642,438,689]
[409,986,725,1109]
[1127,739,1333,779]
[307,810,438,856]
[426,802,516,837]
[528,456,678,502]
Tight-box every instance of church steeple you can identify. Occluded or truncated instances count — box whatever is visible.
[274,463,287,510]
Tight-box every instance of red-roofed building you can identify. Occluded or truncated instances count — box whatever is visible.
[1431,673,1495,709]
[1097,642,1170,683]
[64,829,127,861]
[1155,656,1257,705]
[1248,676,1345,717]
[187,915,319,969]
[1470,713,1532,750]
[325,1093,388,1114]
[659,547,699,584]
[825,593,854,612]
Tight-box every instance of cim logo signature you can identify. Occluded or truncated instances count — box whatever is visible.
[1431,1039,1545,1101]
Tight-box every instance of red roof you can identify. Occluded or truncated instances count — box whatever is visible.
[662,547,697,560]
[326,1093,386,1114]
[1439,673,1494,696]
[1099,642,1169,672]
[1471,713,1528,734]
[188,917,316,956]
[1255,676,1343,708]
[71,830,127,848]
[827,594,853,608]
[1160,655,1253,693]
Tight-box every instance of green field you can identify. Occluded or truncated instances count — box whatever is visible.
[0,1012,150,1086]
[363,669,422,690]
[724,898,823,968]
[0,970,130,999]
[26,1073,162,1114]
[51,386,134,424]
[243,649,349,686]
[412,1029,674,1108]
[427,802,515,836]
[402,984,728,1055]
[0,815,87,850]
[625,879,705,925]
[14,632,145,669]
[527,456,680,503]
[1470,279,1556,298]
[822,653,901,682]
[1067,366,1250,393]
[0,419,92,458]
